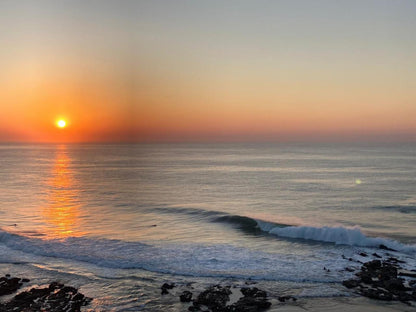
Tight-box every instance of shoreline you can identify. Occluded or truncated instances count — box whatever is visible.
[1,248,415,311]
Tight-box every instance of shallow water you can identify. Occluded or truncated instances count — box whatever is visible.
[0,143,415,310]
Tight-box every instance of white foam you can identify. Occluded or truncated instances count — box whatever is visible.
[0,229,353,283]
[257,223,416,253]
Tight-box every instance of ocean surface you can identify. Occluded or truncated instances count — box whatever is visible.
[0,143,415,311]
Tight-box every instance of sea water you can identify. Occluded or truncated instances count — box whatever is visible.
[0,143,415,310]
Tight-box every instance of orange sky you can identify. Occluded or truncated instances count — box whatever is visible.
[1,1,415,143]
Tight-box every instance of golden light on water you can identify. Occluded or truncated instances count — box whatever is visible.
[355,179,362,185]
[42,145,85,238]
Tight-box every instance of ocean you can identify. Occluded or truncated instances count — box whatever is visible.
[0,143,415,311]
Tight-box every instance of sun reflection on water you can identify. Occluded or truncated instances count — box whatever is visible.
[42,145,85,239]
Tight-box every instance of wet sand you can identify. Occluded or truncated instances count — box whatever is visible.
[269,296,415,312]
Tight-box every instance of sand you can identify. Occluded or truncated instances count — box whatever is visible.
[269,296,415,312]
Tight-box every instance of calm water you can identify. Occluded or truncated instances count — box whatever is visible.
[0,143,415,310]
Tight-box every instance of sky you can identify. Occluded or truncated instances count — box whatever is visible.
[1,0,415,143]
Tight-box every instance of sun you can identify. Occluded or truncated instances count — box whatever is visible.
[56,119,67,128]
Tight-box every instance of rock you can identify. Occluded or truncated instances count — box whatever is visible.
[379,244,397,252]
[399,271,416,278]
[383,278,406,292]
[361,288,393,301]
[193,285,231,310]
[386,257,406,264]
[228,287,271,311]
[0,277,23,296]
[372,253,382,258]
[396,291,414,302]
[363,260,381,271]
[359,252,368,257]
[342,279,360,289]
[180,291,193,302]
[49,281,64,290]
[162,283,175,289]
[0,282,91,312]
[241,287,267,298]
[189,285,271,312]
[378,263,398,281]
[161,283,175,295]
[345,267,355,272]
[229,296,271,311]
[278,295,296,302]
[343,256,416,304]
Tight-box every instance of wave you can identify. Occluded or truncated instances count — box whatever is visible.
[152,206,416,252]
[0,224,414,283]
[213,215,266,234]
[264,225,416,253]
[0,229,351,283]
[372,205,416,214]
[211,214,416,253]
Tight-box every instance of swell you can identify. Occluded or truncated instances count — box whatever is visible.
[372,205,416,214]
[152,206,416,252]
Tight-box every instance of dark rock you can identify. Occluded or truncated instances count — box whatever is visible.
[378,263,398,281]
[161,282,175,295]
[383,278,406,292]
[189,285,271,312]
[0,277,23,296]
[49,281,64,290]
[363,260,381,271]
[342,279,360,289]
[194,285,231,310]
[228,287,271,311]
[396,291,414,302]
[241,287,267,298]
[278,295,296,302]
[162,283,175,289]
[359,252,368,257]
[372,253,382,258]
[343,256,416,304]
[399,271,416,278]
[386,257,406,264]
[361,288,393,301]
[0,281,91,312]
[21,278,30,283]
[379,244,397,252]
[359,271,373,284]
[229,296,271,311]
[180,291,193,302]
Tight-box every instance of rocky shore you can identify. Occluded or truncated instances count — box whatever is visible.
[342,256,416,303]
[160,249,416,312]
[0,276,91,312]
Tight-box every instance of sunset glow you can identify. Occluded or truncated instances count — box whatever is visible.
[0,1,415,143]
